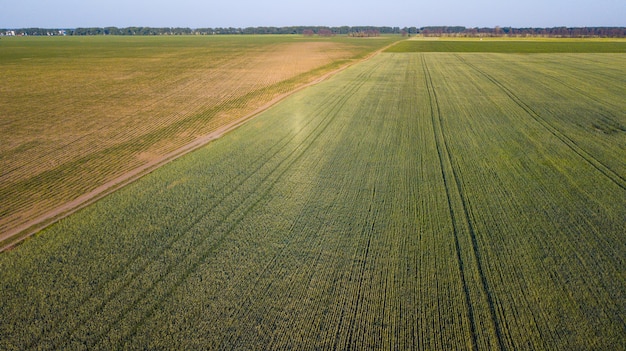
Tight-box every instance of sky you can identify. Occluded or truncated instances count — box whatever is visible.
[1,0,624,29]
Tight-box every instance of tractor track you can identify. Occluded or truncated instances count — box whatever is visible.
[422,54,506,351]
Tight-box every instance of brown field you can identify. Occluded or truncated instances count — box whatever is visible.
[0,35,399,242]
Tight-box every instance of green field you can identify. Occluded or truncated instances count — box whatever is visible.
[386,38,626,53]
[0,41,625,349]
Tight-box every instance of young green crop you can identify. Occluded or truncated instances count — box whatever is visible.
[385,38,626,53]
[0,48,624,349]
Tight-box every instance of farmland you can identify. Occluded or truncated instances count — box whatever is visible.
[1,40,625,349]
[0,35,400,244]
[386,38,626,53]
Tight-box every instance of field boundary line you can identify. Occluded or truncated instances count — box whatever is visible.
[0,41,400,253]
[455,54,626,191]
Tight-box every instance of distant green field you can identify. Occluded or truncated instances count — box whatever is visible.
[0,46,624,349]
[386,39,626,53]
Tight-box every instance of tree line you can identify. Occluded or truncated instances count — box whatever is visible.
[413,26,626,38]
[2,26,625,38]
[0,26,401,36]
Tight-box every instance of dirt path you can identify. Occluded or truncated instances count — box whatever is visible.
[0,43,397,252]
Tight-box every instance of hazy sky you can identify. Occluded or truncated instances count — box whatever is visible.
[1,0,624,28]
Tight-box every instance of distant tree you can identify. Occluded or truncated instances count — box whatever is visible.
[318,29,333,37]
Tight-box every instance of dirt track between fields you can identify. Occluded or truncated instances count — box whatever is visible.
[0,42,397,252]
